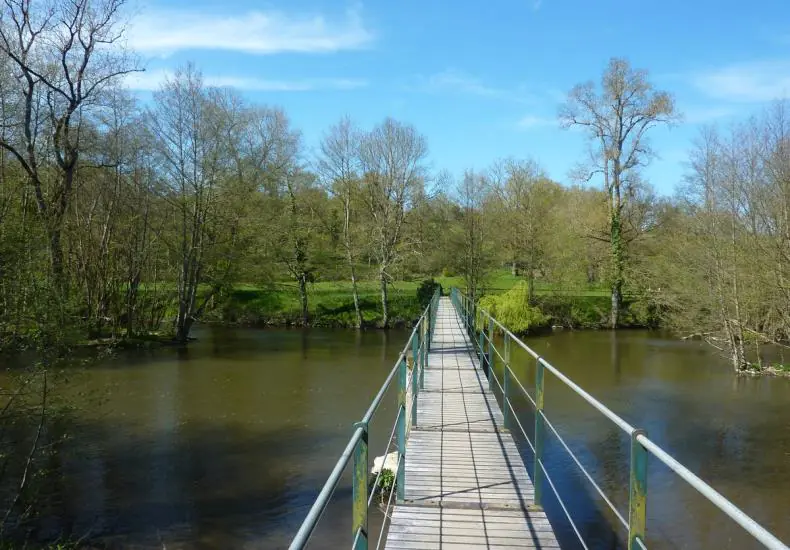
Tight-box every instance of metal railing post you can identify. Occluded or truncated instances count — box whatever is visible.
[396,357,407,502]
[468,300,475,341]
[487,316,495,392]
[352,421,368,550]
[503,333,511,430]
[628,429,648,550]
[426,306,431,351]
[534,357,545,507]
[411,333,419,427]
[420,319,426,390]
[478,325,486,376]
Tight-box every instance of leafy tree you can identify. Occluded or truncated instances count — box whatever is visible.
[560,57,678,327]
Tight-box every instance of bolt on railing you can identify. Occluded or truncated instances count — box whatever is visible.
[289,289,441,550]
[450,287,788,550]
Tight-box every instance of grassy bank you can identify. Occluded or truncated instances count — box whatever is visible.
[206,281,427,327]
[204,272,653,331]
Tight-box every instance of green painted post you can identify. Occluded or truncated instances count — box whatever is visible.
[425,308,431,351]
[503,333,511,430]
[487,317,495,392]
[628,429,648,550]
[396,358,407,502]
[534,357,545,507]
[478,328,485,375]
[352,421,368,550]
[411,333,419,427]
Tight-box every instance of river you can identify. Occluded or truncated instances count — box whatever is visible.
[11,327,790,549]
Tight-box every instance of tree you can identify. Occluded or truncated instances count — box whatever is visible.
[358,118,428,327]
[149,65,253,342]
[560,57,678,327]
[490,159,560,303]
[317,117,364,327]
[0,0,139,289]
[451,170,496,301]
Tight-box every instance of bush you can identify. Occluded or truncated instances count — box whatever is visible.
[478,282,549,334]
[416,279,442,307]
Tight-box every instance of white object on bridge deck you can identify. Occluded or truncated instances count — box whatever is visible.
[384,297,560,549]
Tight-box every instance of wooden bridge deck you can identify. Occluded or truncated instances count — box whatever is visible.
[385,298,560,549]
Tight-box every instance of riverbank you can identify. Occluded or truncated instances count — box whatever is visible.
[202,278,655,332]
[203,281,428,328]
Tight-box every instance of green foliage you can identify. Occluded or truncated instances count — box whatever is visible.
[478,282,549,334]
[536,295,608,329]
[378,468,395,493]
[416,279,442,306]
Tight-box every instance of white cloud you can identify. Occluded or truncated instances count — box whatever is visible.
[418,69,535,103]
[693,60,790,103]
[126,6,373,56]
[517,115,555,129]
[124,69,368,92]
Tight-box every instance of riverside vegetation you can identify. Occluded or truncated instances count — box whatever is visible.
[0,1,785,373]
[1,1,790,545]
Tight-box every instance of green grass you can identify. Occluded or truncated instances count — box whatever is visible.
[203,271,641,329]
[209,280,428,327]
[436,270,611,297]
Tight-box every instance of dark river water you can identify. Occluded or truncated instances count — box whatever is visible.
[14,327,790,549]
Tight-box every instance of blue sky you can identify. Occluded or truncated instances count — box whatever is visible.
[124,0,790,194]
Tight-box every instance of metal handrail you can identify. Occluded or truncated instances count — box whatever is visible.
[450,288,789,550]
[289,289,441,550]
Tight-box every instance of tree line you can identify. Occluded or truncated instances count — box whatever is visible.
[1,1,789,374]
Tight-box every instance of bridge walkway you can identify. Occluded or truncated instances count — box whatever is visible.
[385,297,560,549]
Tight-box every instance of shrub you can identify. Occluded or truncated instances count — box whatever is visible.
[478,282,549,334]
[416,279,442,307]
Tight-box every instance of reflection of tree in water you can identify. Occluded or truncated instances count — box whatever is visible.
[37,420,335,548]
[610,330,621,382]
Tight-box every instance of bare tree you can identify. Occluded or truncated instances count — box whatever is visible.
[452,170,495,302]
[358,118,428,327]
[317,116,364,327]
[560,57,677,327]
[0,0,140,288]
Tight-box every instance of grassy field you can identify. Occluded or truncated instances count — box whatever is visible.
[206,271,633,329]
[210,280,428,327]
[435,272,611,297]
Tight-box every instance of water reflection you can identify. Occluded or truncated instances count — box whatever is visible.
[6,327,789,549]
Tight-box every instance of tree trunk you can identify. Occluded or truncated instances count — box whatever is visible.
[527,268,536,305]
[350,266,362,328]
[298,272,309,326]
[609,191,624,329]
[175,316,193,344]
[48,226,65,293]
[611,281,622,329]
[380,269,389,328]
[511,260,518,276]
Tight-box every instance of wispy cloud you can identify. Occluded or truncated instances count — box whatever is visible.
[517,114,556,129]
[693,60,790,103]
[415,69,535,103]
[126,6,373,57]
[125,70,368,92]
[681,105,736,124]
